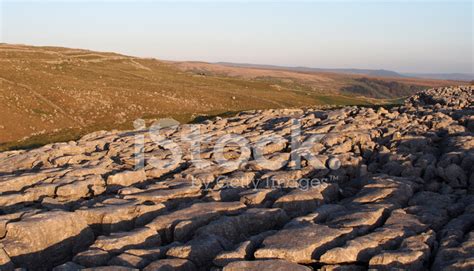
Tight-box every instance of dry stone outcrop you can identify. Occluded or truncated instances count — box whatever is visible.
[0,86,473,270]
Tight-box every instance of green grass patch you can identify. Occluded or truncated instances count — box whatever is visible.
[316,95,372,106]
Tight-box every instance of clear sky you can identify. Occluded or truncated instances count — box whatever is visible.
[1,0,472,73]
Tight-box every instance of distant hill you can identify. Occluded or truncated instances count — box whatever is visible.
[175,61,458,100]
[217,62,473,82]
[216,62,406,78]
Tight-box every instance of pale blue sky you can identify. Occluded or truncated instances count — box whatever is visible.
[1,1,472,73]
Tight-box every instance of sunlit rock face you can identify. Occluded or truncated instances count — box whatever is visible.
[0,86,473,271]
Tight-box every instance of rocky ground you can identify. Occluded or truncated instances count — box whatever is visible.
[0,86,473,271]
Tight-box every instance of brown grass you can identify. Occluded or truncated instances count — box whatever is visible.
[0,43,460,150]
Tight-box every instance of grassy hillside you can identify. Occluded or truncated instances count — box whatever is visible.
[0,44,461,150]
[174,61,459,97]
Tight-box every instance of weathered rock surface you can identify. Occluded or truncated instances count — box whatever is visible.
[213,230,276,266]
[2,211,94,269]
[0,86,472,270]
[143,258,196,271]
[254,224,352,263]
[223,259,312,271]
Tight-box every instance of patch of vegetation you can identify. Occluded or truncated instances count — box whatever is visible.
[31,108,50,115]
[316,95,372,106]
[0,128,86,151]
[189,110,241,124]
[341,77,427,99]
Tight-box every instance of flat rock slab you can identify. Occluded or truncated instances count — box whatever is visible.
[223,259,312,271]
[146,201,246,242]
[254,224,352,263]
[143,258,196,271]
[2,211,94,269]
[91,227,160,254]
[320,210,428,264]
